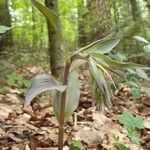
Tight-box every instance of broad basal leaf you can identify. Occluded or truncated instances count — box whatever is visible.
[52,91,61,121]
[79,37,120,54]
[53,70,80,122]
[31,0,64,42]
[24,74,66,107]
[65,70,80,120]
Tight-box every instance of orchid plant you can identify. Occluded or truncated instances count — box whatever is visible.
[24,1,139,149]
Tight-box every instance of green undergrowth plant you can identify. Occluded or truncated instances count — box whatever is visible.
[0,25,11,35]
[24,0,141,149]
[126,68,150,99]
[113,136,129,150]
[69,140,82,150]
[118,111,144,146]
[6,72,29,88]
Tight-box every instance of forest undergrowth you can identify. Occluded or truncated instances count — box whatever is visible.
[0,65,149,150]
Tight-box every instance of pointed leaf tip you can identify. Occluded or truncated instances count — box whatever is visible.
[31,0,64,42]
[79,37,120,54]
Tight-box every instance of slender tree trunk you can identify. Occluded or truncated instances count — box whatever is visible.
[45,0,64,78]
[87,0,112,42]
[0,0,12,50]
[129,0,141,21]
[32,5,36,48]
[77,0,88,47]
[78,0,112,47]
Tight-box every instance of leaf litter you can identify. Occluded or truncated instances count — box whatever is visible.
[0,65,149,150]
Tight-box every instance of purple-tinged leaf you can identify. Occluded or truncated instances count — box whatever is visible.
[24,74,66,107]
[53,70,80,122]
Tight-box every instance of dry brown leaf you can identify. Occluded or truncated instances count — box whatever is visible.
[144,116,150,129]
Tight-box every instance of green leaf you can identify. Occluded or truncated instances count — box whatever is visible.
[110,53,127,62]
[79,37,120,54]
[118,111,144,130]
[93,56,125,78]
[92,52,140,69]
[113,142,130,150]
[89,58,112,108]
[53,70,80,122]
[135,68,150,81]
[118,111,144,144]
[127,81,138,88]
[134,115,144,129]
[70,140,82,150]
[130,87,141,99]
[31,0,64,42]
[0,25,11,34]
[24,74,66,107]
[52,91,61,121]
[65,70,80,120]
[128,130,140,145]
[94,61,117,90]
[133,36,149,44]
[89,57,105,93]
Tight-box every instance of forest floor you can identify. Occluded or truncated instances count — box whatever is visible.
[0,65,149,150]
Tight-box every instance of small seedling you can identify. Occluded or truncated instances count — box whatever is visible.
[126,68,150,99]
[24,1,140,149]
[118,111,144,145]
[69,140,82,150]
[113,136,129,150]
[6,72,29,88]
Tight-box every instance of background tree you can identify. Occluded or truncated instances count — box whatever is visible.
[87,0,112,42]
[78,0,112,48]
[45,0,64,78]
[129,0,141,21]
[0,0,12,50]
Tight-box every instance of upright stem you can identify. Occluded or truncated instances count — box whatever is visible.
[58,63,70,150]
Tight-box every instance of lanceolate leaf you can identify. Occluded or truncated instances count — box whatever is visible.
[31,0,64,42]
[53,70,80,122]
[93,56,125,78]
[92,52,140,69]
[24,74,66,107]
[89,57,105,93]
[133,35,149,44]
[79,37,120,54]
[89,58,112,108]
[65,70,80,120]
[95,62,117,90]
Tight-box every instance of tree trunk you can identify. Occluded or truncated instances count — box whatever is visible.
[77,0,88,47]
[0,0,12,50]
[87,0,112,42]
[129,0,141,21]
[45,0,64,78]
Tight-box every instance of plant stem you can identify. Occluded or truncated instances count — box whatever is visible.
[58,63,70,150]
